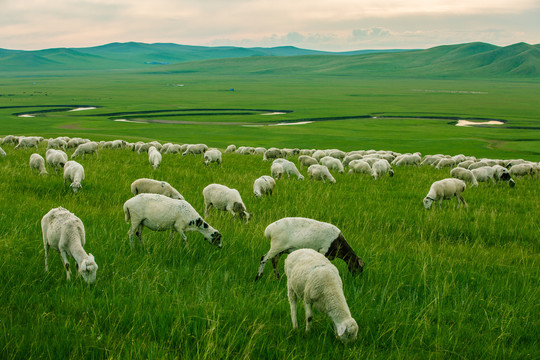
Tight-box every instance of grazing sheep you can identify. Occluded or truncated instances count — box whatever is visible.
[348,159,372,175]
[225,144,236,153]
[203,184,250,222]
[457,160,475,169]
[392,153,421,166]
[509,163,535,178]
[29,153,48,175]
[165,144,183,154]
[371,159,394,179]
[111,139,127,149]
[15,136,42,149]
[67,138,89,149]
[283,148,300,158]
[41,207,98,284]
[423,178,467,209]
[182,143,208,156]
[307,164,336,184]
[204,149,222,166]
[1,135,19,145]
[285,249,358,343]
[328,149,347,160]
[421,155,443,166]
[435,158,456,170]
[298,155,318,169]
[0,146,6,158]
[271,162,284,179]
[320,156,345,174]
[255,217,364,280]
[468,161,489,170]
[160,143,172,153]
[237,146,255,155]
[450,167,478,187]
[47,138,68,150]
[130,178,184,200]
[342,154,364,167]
[492,165,515,187]
[272,159,304,180]
[471,166,496,185]
[63,160,85,193]
[46,149,68,173]
[263,147,283,161]
[299,149,315,156]
[311,150,327,161]
[71,141,98,159]
[123,194,222,248]
[254,147,266,155]
[148,146,162,169]
[253,175,276,197]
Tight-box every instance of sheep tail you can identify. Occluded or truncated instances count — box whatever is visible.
[123,205,130,223]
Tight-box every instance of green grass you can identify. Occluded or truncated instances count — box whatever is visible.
[0,144,538,359]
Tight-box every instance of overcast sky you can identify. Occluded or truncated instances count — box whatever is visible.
[1,0,538,51]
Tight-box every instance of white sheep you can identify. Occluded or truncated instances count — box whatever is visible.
[255,217,364,280]
[45,149,68,173]
[47,138,68,150]
[272,159,304,180]
[371,159,394,179]
[421,155,443,166]
[41,207,98,284]
[311,150,327,161]
[123,194,222,248]
[509,163,535,178]
[182,143,208,156]
[254,147,266,155]
[63,160,85,193]
[130,178,184,199]
[224,144,236,153]
[450,167,478,187]
[342,154,364,167]
[492,165,515,187]
[165,144,183,154]
[0,146,6,158]
[435,158,456,169]
[15,136,42,149]
[148,146,162,169]
[204,149,222,166]
[1,135,19,145]
[348,159,372,175]
[392,153,421,166]
[457,160,475,169]
[271,162,284,179]
[320,156,345,173]
[253,175,276,197]
[423,178,467,209]
[468,161,489,170]
[307,164,336,184]
[263,147,283,161]
[471,166,496,185]
[71,141,98,159]
[203,184,251,222]
[298,155,318,169]
[285,249,358,342]
[67,138,89,148]
[29,153,48,175]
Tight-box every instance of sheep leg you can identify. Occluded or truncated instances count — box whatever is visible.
[44,243,49,272]
[60,251,71,280]
[255,248,285,280]
[204,202,213,218]
[136,223,144,245]
[173,223,188,247]
[288,286,298,329]
[304,301,313,332]
[271,255,282,279]
[458,194,468,208]
[128,219,143,247]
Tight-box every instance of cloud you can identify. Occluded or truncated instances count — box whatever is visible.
[352,27,392,39]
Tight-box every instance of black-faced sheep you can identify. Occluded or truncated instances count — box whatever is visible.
[203,184,250,222]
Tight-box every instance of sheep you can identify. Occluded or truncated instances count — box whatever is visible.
[283,148,300,158]
[342,154,363,167]
[237,146,255,155]
[307,164,336,184]
[348,159,372,175]
[165,144,183,154]
[253,175,276,197]
[423,178,467,209]
[203,184,250,222]
[285,249,358,343]
[254,147,266,155]
[71,141,98,159]
[509,163,535,178]
[255,217,365,280]
[130,178,184,200]
[204,149,222,166]
[29,153,48,175]
[450,167,478,187]
[41,207,98,284]
[15,136,42,149]
[468,161,489,170]
[371,159,394,179]
[148,146,162,169]
[272,159,304,180]
[224,144,236,153]
[182,143,208,156]
[492,165,515,187]
[328,149,347,160]
[435,158,456,170]
[299,149,315,156]
[160,143,172,153]
[457,160,475,169]
[271,162,284,179]
[1,135,19,145]
[263,147,283,161]
[45,149,68,172]
[471,166,496,185]
[392,153,421,166]
[47,138,67,150]
[67,137,89,148]
[421,155,443,166]
[63,160,85,193]
[298,155,318,169]
[0,146,6,158]
[311,150,327,161]
[123,193,222,248]
[320,156,345,173]
[137,141,162,154]
[111,139,127,149]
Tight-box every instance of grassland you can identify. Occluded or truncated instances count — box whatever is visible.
[0,144,538,359]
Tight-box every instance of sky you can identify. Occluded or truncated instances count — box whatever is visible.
[1,0,539,51]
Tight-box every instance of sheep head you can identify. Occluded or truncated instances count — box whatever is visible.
[423,196,434,209]
[336,318,358,343]
[79,254,98,284]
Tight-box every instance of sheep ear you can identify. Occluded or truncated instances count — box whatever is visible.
[337,323,347,337]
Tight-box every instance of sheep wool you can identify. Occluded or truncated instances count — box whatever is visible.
[203,183,250,222]
[253,175,276,197]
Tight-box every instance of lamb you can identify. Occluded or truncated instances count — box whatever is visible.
[320,156,345,173]
[271,162,284,179]
[148,146,162,169]
[41,207,98,284]
[450,167,478,187]
[130,178,184,200]
[71,141,99,159]
[272,159,304,180]
[255,217,365,280]
[182,143,208,156]
[253,175,276,197]
[371,159,394,179]
[63,160,85,193]
[307,164,336,184]
[471,166,496,185]
[123,194,222,248]
[224,144,236,153]
[285,249,358,343]
[29,153,48,175]
[348,159,372,175]
[204,149,222,166]
[298,155,318,169]
[45,149,68,172]
[423,178,467,209]
[203,184,250,222]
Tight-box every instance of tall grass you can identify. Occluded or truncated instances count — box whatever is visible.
[0,144,538,359]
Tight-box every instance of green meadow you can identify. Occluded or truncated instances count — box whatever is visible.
[0,46,539,358]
